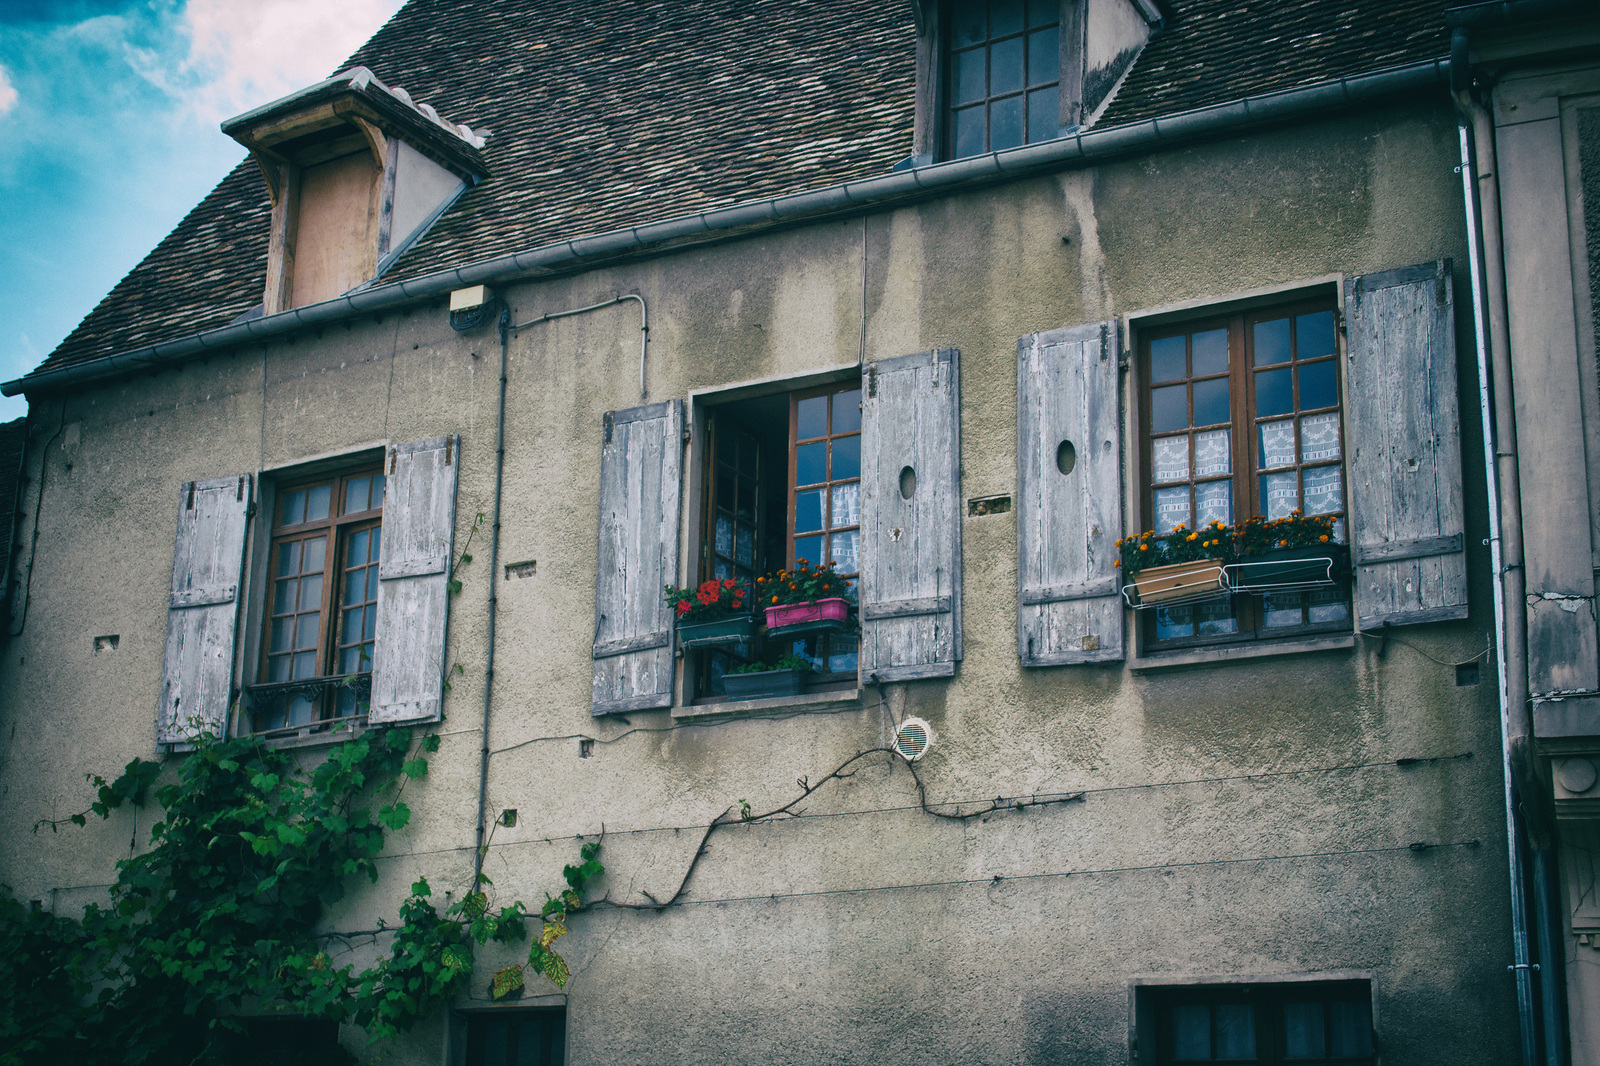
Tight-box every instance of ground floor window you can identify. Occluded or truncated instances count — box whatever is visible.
[1144,980,1373,1065]
[211,1018,348,1065]
[461,1009,565,1066]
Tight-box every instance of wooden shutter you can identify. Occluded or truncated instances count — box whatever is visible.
[592,401,683,715]
[370,435,459,724]
[159,474,251,744]
[1017,322,1124,665]
[1344,261,1468,629]
[860,349,962,682]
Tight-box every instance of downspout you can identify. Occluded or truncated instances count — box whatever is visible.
[1452,26,1543,1066]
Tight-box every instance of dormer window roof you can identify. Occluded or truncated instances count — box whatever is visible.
[222,66,490,313]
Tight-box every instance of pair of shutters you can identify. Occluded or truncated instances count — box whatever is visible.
[157,436,459,744]
[590,350,964,714]
[1016,260,1467,665]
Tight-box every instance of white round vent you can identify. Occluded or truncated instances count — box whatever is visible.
[893,717,934,762]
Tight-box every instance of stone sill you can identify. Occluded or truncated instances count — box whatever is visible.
[672,688,861,720]
[1128,633,1354,671]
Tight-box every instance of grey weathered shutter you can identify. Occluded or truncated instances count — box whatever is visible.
[592,401,683,715]
[159,474,251,744]
[369,435,459,724]
[860,349,962,682]
[1344,261,1467,629]
[1017,322,1124,665]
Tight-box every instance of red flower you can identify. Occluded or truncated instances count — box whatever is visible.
[675,601,690,617]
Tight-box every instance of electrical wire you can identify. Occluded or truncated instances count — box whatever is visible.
[1357,627,1492,667]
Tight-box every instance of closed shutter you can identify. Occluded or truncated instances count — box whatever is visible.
[592,401,683,715]
[1344,261,1467,629]
[1017,321,1124,664]
[860,349,962,682]
[369,435,459,724]
[159,474,251,744]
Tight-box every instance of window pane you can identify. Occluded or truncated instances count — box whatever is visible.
[1192,328,1229,376]
[1172,1004,1210,1059]
[738,432,758,468]
[1150,336,1187,383]
[716,470,735,511]
[1155,603,1195,639]
[828,644,859,674]
[363,608,376,641]
[1258,419,1296,469]
[736,525,755,566]
[293,651,317,679]
[1154,485,1190,532]
[286,694,316,726]
[1309,586,1350,624]
[1195,480,1231,527]
[831,435,861,480]
[295,613,319,649]
[271,617,293,653]
[1298,360,1338,410]
[992,0,1024,36]
[300,573,322,611]
[1283,1001,1326,1058]
[737,479,756,518]
[1196,598,1237,635]
[1328,1000,1372,1056]
[268,656,291,682]
[716,515,734,556]
[1027,86,1058,143]
[1027,27,1057,85]
[796,490,824,533]
[307,483,332,521]
[794,535,824,568]
[1255,367,1293,417]
[954,4,985,45]
[1028,0,1054,27]
[796,442,827,486]
[278,541,301,576]
[273,579,296,615]
[991,36,1024,95]
[371,525,381,560]
[990,94,1025,151]
[1300,412,1340,462]
[372,473,385,506]
[1152,384,1188,433]
[832,389,861,433]
[1153,436,1190,483]
[954,105,985,157]
[1254,317,1291,365]
[340,645,363,674]
[1264,590,1304,628]
[830,529,859,574]
[1303,465,1343,516]
[1214,1004,1255,1060]
[303,535,326,574]
[714,558,733,580]
[281,489,306,526]
[831,483,860,528]
[797,396,828,439]
[345,477,370,515]
[1194,429,1231,477]
[367,566,380,601]
[1192,378,1229,427]
[1297,310,1336,358]
[347,529,369,567]
[1261,471,1299,519]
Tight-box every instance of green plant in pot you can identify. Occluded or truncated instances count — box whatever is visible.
[755,559,854,629]
[665,577,756,647]
[721,652,814,700]
[1116,521,1233,605]
[1230,511,1347,586]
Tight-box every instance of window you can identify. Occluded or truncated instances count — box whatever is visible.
[1137,301,1351,647]
[460,1009,565,1066]
[1143,981,1374,1066]
[211,1017,346,1065]
[948,0,1061,157]
[253,469,386,733]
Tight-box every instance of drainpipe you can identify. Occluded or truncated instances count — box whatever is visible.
[1452,26,1544,1066]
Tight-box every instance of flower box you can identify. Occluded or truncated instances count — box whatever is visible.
[676,615,755,648]
[1124,559,1228,607]
[764,597,851,630]
[1230,544,1349,589]
[720,667,809,700]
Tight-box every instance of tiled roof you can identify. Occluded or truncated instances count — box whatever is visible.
[35,0,1452,378]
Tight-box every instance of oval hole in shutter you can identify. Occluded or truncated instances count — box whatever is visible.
[1056,439,1076,475]
[899,465,917,500]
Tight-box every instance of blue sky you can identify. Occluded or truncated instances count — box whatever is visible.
[0,0,403,421]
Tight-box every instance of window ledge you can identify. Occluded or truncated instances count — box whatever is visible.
[1128,633,1354,671]
[672,688,861,720]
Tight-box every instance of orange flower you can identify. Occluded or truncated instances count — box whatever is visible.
[1278,539,1289,547]
[1113,559,1121,568]
[1319,534,1330,542]
[1139,544,1149,552]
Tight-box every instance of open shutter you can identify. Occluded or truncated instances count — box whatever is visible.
[159,474,251,744]
[592,401,683,715]
[1017,321,1123,665]
[860,349,962,682]
[369,435,459,724]
[1344,261,1467,629]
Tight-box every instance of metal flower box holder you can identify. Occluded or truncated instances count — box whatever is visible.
[676,614,757,648]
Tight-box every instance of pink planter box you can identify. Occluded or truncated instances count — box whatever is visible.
[764,598,850,629]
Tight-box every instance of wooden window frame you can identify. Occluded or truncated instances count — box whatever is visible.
[1137,979,1376,1066]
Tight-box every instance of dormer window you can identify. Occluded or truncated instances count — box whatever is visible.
[222,67,489,313]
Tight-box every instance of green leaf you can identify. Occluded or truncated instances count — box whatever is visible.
[447,578,463,595]
[490,964,524,1000]
[378,802,411,831]
[422,734,442,753]
[401,758,429,780]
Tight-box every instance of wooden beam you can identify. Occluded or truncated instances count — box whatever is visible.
[349,115,390,170]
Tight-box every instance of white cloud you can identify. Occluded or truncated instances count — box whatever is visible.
[0,64,17,116]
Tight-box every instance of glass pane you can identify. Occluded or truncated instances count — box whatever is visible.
[303,535,326,574]
[1264,590,1304,629]
[367,566,380,601]
[716,515,734,556]
[1196,599,1237,635]
[1254,317,1291,365]
[345,477,370,515]
[1297,310,1336,358]
[716,426,735,462]
[292,651,316,679]
[281,489,306,526]
[1215,1004,1255,1060]
[340,645,363,674]
[270,617,292,653]
[371,525,380,560]
[1027,86,1058,142]
[738,432,758,469]
[796,442,827,486]
[1309,587,1350,624]
[1172,1004,1210,1059]
[1152,436,1189,483]
[342,608,363,644]
[832,435,861,480]
[831,482,861,528]
[278,541,301,576]
[1028,0,1054,27]
[1195,481,1231,527]
[1027,27,1057,84]
[1261,471,1299,519]
[1300,412,1341,462]
[796,490,824,533]
[286,694,316,727]
[1194,429,1231,477]
[306,483,332,521]
[736,479,756,518]
[1154,485,1190,533]
[832,389,861,433]
[992,0,1024,36]
[363,605,376,641]
[954,3,985,45]
[794,535,824,568]
[954,104,985,158]
[267,655,290,683]
[1150,335,1186,382]
[991,36,1024,95]
[295,613,319,649]
[713,558,732,580]
[1283,1001,1325,1058]
[830,529,859,574]
[1152,384,1188,433]
[716,469,735,512]
[371,474,385,507]
[273,579,296,615]
[1258,419,1296,469]
[1192,328,1229,376]
[1303,465,1343,516]
[990,94,1025,151]
[1298,360,1338,410]
[1328,1000,1372,1056]
[797,396,828,439]
[300,573,322,611]
[828,643,859,674]
[1255,367,1293,417]
[1192,377,1229,427]
[736,525,755,566]
[348,529,369,567]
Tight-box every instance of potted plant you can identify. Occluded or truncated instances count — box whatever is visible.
[1229,512,1348,587]
[1116,521,1232,606]
[720,652,815,700]
[755,558,855,630]
[665,577,755,647]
